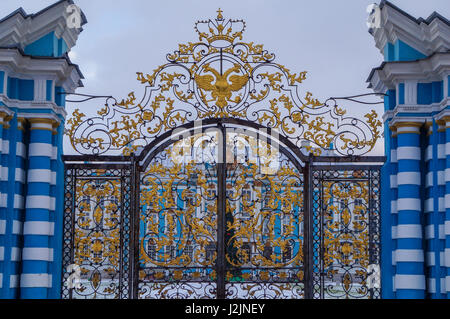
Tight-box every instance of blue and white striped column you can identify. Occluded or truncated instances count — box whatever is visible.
[425,121,446,298]
[48,121,60,298]
[389,126,398,296]
[437,120,446,297]
[20,118,56,299]
[0,115,25,299]
[444,116,450,298]
[394,121,425,299]
[0,112,10,297]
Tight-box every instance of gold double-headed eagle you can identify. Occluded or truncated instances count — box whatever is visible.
[195,63,248,108]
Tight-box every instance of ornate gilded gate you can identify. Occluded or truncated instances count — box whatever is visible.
[61,10,384,299]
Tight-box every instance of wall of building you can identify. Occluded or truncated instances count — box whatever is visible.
[369,0,450,299]
[0,0,85,299]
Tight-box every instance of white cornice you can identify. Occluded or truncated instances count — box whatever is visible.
[372,2,450,57]
[369,52,450,93]
[0,48,82,93]
[0,1,86,53]
[0,95,67,119]
[383,97,450,123]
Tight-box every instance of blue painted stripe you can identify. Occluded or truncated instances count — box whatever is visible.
[399,83,405,105]
[381,121,394,299]
[2,118,21,299]
[21,126,53,299]
[49,123,63,298]
[395,131,425,299]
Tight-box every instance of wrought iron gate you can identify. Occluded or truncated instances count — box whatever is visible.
[61,9,384,299]
[62,150,383,299]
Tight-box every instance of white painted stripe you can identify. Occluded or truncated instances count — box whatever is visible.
[16,142,26,158]
[425,145,432,162]
[428,278,436,294]
[397,147,421,161]
[393,276,396,292]
[31,122,53,130]
[391,200,397,214]
[28,143,52,158]
[396,224,423,239]
[445,194,450,209]
[0,193,7,208]
[15,168,25,184]
[0,220,5,235]
[0,246,4,261]
[23,221,54,236]
[446,168,450,183]
[0,273,2,289]
[438,171,445,186]
[446,277,450,292]
[391,150,397,163]
[0,167,8,182]
[25,196,55,210]
[445,249,450,267]
[426,172,433,187]
[395,249,424,263]
[439,224,445,239]
[51,171,57,186]
[441,278,446,294]
[390,175,397,189]
[22,248,53,262]
[439,197,445,212]
[426,252,435,266]
[446,221,450,236]
[441,251,446,267]
[425,198,433,213]
[395,275,426,290]
[9,275,18,288]
[10,247,21,262]
[52,146,58,160]
[438,144,446,159]
[397,172,421,185]
[397,125,420,134]
[392,226,398,240]
[425,224,434,239]
[12,220,22,235]
[397,198,421,211]
[14,194,24,210]
[20,274,52,288]
[446,142,450,156]
[1,140,9,155]
[27,169,52,184]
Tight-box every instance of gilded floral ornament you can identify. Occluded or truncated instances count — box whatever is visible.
[66,10,382,157]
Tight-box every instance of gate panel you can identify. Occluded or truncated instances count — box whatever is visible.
[138,133,219,299]
[224,133,305,299]
[311,166,381,299]
[62,165,132,299]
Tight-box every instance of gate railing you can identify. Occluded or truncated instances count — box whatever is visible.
[307,155,384,299]
[62,153,385,299]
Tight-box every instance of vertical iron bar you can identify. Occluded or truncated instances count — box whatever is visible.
[320,169,325,299]
[69,167,77,300]
[130,154,139,299]
[216,123,226,299]
[303,157,312,299]
[368,169,374,299]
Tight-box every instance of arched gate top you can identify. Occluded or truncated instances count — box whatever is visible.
[66,9,382,157]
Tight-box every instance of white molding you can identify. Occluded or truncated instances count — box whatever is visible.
[0,48,82,93]
[369,52,450,94]
[0,1,84,53]
[372,3,450,58]
[0,96,67,119]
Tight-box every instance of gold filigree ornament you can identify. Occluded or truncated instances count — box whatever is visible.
[66,9,382,157]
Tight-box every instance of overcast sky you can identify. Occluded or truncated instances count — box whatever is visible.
[2,1,450,155]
